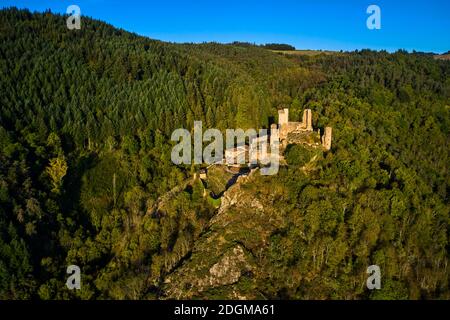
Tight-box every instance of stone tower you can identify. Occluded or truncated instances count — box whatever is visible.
[322,127,332,151]
[270,123,278,134]
[278,108,289,125]
[302,109,313,131]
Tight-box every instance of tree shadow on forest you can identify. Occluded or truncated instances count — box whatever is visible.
[60,151,98,234]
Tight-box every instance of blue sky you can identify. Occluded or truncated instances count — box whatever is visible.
[2,0,449,53]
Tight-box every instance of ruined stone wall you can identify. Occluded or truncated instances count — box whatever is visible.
[305,109,313,131]
[322,127,332,150]
[279,122,301,140]
[278,108,289,125]
[278,108,328,148]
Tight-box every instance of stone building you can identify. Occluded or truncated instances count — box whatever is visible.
[220,108,332,168]
[322,127,332,151]
[199,169,207,180]
[278,108,313,142]
[277,108,332,150]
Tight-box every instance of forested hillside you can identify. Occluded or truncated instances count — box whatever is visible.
[0,8,448,299]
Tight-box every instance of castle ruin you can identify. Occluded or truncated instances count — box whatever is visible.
[278,108,313,141]
[322,127,332,151]
[276,108,332,150]
[221,108,332,167]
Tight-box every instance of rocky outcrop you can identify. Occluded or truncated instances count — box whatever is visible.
[207,245,254,287]
[162,168,284,299]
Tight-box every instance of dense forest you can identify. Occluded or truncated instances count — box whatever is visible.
[0,8,448,299]
[261,43,296,50]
